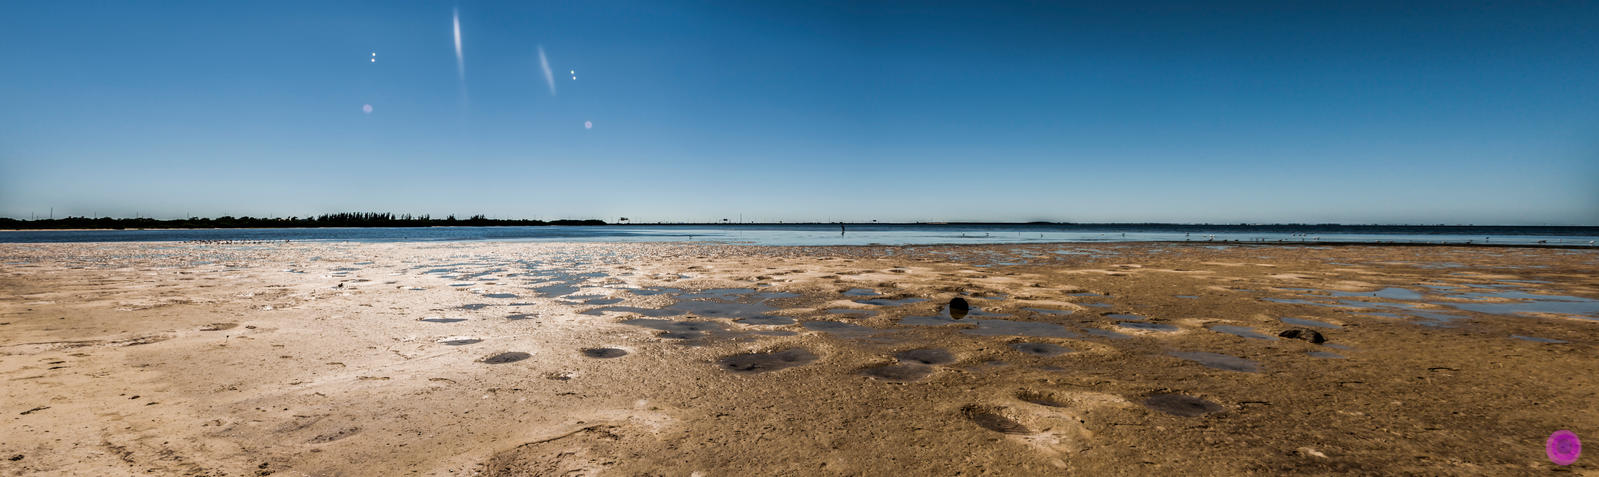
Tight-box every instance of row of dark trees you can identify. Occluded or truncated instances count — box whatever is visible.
[0,213,605,230]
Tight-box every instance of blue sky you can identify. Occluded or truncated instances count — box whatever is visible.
[1,1,1595,224]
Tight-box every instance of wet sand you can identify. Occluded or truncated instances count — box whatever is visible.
[2,241,1597,475]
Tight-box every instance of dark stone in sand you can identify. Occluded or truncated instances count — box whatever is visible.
[1279,328,1327,344]
[717,348,818,373]
[480,352,531,364]
[961,405,1030,434]
[581,347,628,358]
[1143,393,1223,417]
[948,297,970,320]
[860,363,933,381]
[894,348,956,365]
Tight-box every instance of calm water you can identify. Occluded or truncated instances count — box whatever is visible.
[2,224,1597,246]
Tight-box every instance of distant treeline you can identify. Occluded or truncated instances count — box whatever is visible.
[0,213,606,229]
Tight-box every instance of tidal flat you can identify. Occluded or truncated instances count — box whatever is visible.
[1,241,1596,475]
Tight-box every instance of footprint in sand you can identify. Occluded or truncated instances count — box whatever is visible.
[716,348,817,373]
[480,352,531,364]
[1141,393,1223,417]
[580,347,628,358]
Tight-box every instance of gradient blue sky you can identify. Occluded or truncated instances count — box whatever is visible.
[2,1,1596,224]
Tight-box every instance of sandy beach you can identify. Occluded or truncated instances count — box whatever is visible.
[2,241,1596,475]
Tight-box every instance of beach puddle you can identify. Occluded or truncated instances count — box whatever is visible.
[899,315,965,327]
[1117,322,1179,332]
[1511,335,1568,344]
[458,303,493,311]
[826,308,877,318]
[581,347,629,358]
[1083,328,1132,340]
[717,348,818,374]
[629,287,682,296]
[532,283,582,297]
[665,300,776,319]
[506,313,537,320]
[894,348,956,365]
[483,293,518,299]
[1210,325,1277,340]
[856,297,928,307]
[735,316,795,326]
[1106,313,1145,320]
[680,288,758,300]
[580,306,682,318]
[1142,394,1223,417]
[1437,290,1599,317]
[966,320,1078,338]
[1009,342,1070,357]
[1322,288,1423,300]
[480,352,531,364]
[860,363,933,382]
[1168,351,1259,372]
[1022,307,1073,316]
[842,288,881,297]
[801,320,875,335]
[583,297,624,305]
[1280,317,1341,329]
[419,317,467,323]
[621,319,726,340]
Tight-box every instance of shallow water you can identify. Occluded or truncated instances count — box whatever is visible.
[1440,290,1599,317]
[579,306,683,317]
[1082,328,1132,339]
[1168,351,1259,372]
[1280,317,1341,329]
[735,316,796,325]
[1021,307,1072,316]
[964,320,1078,338]
[664,300,776,319]
[856,297,928,307]
[1117,322,1179,332]
[801,320,874,334]
[1210,325,1277,340]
